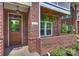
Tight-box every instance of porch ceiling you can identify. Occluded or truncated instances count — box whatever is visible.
[41,7,66,17]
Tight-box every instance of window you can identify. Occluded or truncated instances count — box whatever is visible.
[10,20,20,32]
[40,21,52,36]
[40,14,56,37]
[9,14,21,32]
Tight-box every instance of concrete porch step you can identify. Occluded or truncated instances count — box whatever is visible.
[5,46,40,56]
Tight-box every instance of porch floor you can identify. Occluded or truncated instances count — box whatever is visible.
[4,46,40,56]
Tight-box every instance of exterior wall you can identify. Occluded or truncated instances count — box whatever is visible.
[0,3,4,56]
[28,2,39,52]
[37,34,76,55]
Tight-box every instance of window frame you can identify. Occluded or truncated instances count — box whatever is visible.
[40,21,53,37]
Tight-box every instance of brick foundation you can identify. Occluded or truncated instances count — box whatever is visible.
[37,34,76,55]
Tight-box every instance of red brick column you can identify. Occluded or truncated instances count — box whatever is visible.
[28,2,39,52]
[0,3,4,56]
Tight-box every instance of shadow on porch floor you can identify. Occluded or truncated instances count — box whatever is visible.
[4,46,40,56]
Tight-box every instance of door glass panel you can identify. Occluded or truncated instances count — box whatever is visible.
[10,19,20,32]
[9,15,20,32]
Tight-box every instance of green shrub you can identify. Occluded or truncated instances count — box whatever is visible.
[61,23,73,34]
[50,49,65,56]
[65,48,76,56]
[73,43,79,50]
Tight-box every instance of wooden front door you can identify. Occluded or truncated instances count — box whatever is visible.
[9,14,22,46]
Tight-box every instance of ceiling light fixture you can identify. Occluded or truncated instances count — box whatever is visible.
[16,6,20,14]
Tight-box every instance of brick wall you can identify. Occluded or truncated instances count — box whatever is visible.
[28,2,39,52]
[0,40,3,56]
[0,3,4,56]
[37,34,76,55]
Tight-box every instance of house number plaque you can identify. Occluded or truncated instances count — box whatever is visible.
[32,22,38,25]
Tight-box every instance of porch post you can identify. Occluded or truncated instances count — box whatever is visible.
[71,4,77,33]
[57,17,62,35]
[28,2,39,52]
[74,5,78,33]
[0,2,4,56]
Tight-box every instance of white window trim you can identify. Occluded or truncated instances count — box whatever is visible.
[40,21,53,37]
[39,3,41,38]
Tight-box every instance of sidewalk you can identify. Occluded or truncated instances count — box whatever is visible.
[5,46,40,56]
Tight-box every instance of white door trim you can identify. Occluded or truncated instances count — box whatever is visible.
[8,13,23,47]
[39,3,41,38]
